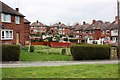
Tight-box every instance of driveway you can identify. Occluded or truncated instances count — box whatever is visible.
[1,60,119,68]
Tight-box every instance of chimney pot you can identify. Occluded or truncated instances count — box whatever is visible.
[16,8,19,12]
[92,20,96,24]
[115,16,118,24]
[83,21,86,25]
[36,20,39,23]
[59,22,61,24]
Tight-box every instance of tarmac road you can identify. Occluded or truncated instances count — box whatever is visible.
[1,60,119,68]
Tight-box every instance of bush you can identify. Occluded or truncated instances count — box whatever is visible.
[30,46,34,52]
[69,39,78,43]
[70,44,111,60]
[64,38,68,41]
[2,45,20,61]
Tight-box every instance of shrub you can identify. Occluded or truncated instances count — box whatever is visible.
[2,44,20,61]
[61,48,66,55]
[70,44,111,60]
[30,46,34,52]
[64,38,68,41]
[69,39,78,43]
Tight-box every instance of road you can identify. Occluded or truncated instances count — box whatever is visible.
[1,60,119,68]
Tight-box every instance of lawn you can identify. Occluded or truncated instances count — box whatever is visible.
[2,64,118,78]
[20,45,72,61]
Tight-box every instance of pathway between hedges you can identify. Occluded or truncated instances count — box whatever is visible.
[1,60,119,68]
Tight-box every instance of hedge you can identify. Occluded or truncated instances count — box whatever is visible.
[70,44,111,60]
[2,45,20,61]
[69,39,78,43]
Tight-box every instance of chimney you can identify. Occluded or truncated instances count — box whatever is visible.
[59,22,61,24]
[16,8,19,12]
[92,20,96,24]
[83,21,86,25]
[115,16,118,24]
[36,20,39,23]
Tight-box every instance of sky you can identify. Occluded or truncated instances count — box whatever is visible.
[1,0,117,25]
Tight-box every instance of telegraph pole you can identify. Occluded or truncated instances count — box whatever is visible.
[117,0,120,59]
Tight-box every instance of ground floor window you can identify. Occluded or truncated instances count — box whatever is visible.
[112,37,118,42]
[1,30,13,40]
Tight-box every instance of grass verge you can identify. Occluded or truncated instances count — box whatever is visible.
[20,50,72,61]
[2,64,118,78]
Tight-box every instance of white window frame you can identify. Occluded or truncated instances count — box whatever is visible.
[15,16,20,24]
[1,29,13,40]
[1,13,11,23]
[34,29,38,32]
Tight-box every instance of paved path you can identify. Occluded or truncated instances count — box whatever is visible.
[1,60,119,68]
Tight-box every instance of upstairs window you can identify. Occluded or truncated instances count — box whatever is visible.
[15,16,20,24]
[1,30,13,40]
[1,13,11,23]
[106,30,110,34]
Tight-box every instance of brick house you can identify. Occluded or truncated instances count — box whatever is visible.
[30,20,47,40]
[50,22,71,36]
[107,17,118,44]
[0,1,30,45]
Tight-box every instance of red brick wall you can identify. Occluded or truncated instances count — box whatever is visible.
[94,29,101,40]
[1,15,28,45]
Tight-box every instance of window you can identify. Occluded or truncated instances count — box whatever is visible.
[34,30,38,32]
[102,31,105,34]
[1,30,13,40]
[106,30,110,34]
[55,27,57,29]
[15,16,20,24]
[77,31,79,33]
[113,30,118,33]
[1,13,11,23]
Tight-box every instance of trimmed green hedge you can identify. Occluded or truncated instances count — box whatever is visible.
[69,39,78,43]
[70,44,111,60]
[2,45,20,61]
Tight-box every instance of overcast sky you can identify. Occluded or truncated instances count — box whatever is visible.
[1,0,117,25]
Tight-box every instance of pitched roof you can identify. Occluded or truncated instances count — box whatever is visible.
[31,21,45,27]
[51,22,69,28]
[0,1,24,17]
[108,21,118,30]
[24,19,31,24]
[84,20,108,31]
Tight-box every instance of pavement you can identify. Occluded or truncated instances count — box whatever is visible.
[0,60,119,68]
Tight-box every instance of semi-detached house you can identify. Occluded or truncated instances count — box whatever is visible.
[0,1,30,45]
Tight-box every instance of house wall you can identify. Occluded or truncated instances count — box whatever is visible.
[24,23,30,44]
[1,15,26,45]
[94,29,101,40]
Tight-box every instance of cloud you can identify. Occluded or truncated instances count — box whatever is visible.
[2,0,116,25]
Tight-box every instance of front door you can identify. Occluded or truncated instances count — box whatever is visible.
[16,32,20,44]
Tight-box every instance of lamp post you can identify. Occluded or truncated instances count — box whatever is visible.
[117,0,120,59]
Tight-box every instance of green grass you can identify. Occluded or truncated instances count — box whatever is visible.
[20,50,72,61]
[20,45,72,61]
[2,64,118,78]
